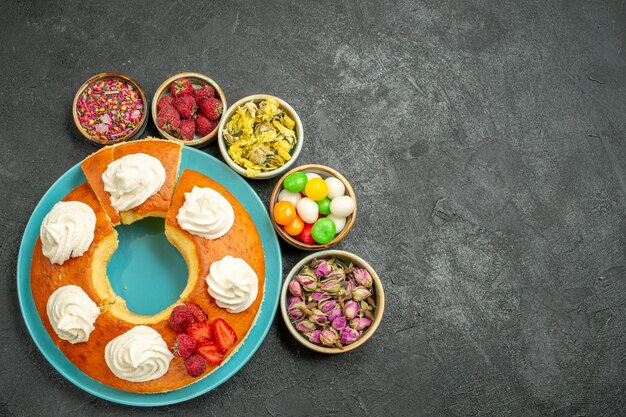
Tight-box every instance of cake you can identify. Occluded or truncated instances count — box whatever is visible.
[30,139,266,393]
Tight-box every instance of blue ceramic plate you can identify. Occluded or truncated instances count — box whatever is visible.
[16,146,282,406]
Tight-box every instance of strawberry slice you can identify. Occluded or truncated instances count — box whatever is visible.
[186,321,211,344]
[212,318,238,353]
[195,342,224,366]
[184,302,208,322]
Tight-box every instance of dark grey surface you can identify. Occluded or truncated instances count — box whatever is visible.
[0,0,625,416]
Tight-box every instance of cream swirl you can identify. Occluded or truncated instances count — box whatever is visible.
[102,153,166,211]
[206,256,258,313]
[177,186,235,240]
[46,285,100,344]
[40,201,96,265]
[105,326,173,383]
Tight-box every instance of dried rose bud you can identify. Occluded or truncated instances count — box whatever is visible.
[288,295,302,309]
[320,329,337,347]
[311,291,331,303]
[350,317,372,331]
[343,300,360,319]
[288,280,303,297]
[296,320,317,333]
[328,307,342,322]
[315,261,332,277]
[310,311,328,325]
[297,275,318,292]
[288,307,304,320]
[342,279,355,299]
[352,287,371,302]
[321,280,341,294]
[340,327,359,345]
[353,268,373,288]
[360,300,371,311]
[299,265,317,280]
[309,330,322,344]
[319,299,337,314]
[332,315,347,330]
[326,268,346,282]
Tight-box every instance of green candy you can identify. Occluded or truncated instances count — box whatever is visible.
[311,217,336,244]
[316,197,331,215]
[283,172,308,193]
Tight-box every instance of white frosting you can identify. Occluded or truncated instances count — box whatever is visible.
[206,256,258,313]
[40,201,96,265]
[102,153,166,211]
[47,285,100,344]
[177,186,234,240]
[105,326,173,383]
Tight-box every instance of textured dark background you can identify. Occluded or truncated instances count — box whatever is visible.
[1,0,625,416]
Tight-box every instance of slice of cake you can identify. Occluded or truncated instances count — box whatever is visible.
[81,138,182,225]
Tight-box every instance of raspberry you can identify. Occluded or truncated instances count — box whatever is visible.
[184,302,208,322]
[168,304,193,333]
[194,85,215,101]
[197,97,223,121]
[157,95,174,112]
[195,114,218,137]
[178,119,195,140]
[184,355,207,377]
[173,334,196,358]
[174,95,197,119]
[169,77,193,97]
[156,105,180,131]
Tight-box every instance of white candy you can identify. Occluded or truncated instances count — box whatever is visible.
[296,197,319,224]
[327,214,346,234]
[277,189,301,207]
[305,172,321,181]
[330,195,355,218]
[325,177,346,199]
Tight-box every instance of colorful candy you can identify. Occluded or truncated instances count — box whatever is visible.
[298,222,315,244]
[325,177,346,199]
[296,198,319,224]
[283,172,308,193]
[304,178,328,201]
[76,77,143,142]
[316,197,331,215]
[329,195,355,218]
[311,218,336,244]
[284,216,304,236]
[273,201,296,225]
[278,189,301,207]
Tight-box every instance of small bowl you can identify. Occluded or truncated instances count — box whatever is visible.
[217,94,303,180]
[73,72,148,145]
[270,164,357,250]
[152,72,227,147]
[280,250,385,354]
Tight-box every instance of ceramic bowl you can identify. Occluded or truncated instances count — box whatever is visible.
[73,72,148,145]
[152,72,227,147]
[280,250,384,354]
[269,164,356,250]
[217,94,303,180]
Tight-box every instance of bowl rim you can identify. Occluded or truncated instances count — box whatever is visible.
[72,72,149,146]
[269,164,357,250]
[280,249,385,354]
[151,71,227,147]
[217,94,303,180]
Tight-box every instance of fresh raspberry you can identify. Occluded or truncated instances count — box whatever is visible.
[187,321,212,344]
[195,114,218,137]
[157,95,174,112]
[211,318,237,353]
[197,97,223,121]
[194,85,215,101]
[178,119,195,140]
[169,77,193,97]
[157,105,181,131]
[174,95,197,119]
[184,355,207,377]
[184,302,208,322]
[195,342,224,366]
[168,304,194,333]
[173,334,196,358]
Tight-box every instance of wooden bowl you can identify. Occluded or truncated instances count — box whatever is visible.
[217,94,303,180]
[72,72,148,145]
[280,250,385,354]
[151,72,227,147]
[269,164,356,250]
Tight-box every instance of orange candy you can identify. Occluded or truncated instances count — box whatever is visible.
[273,201,296,226]
[284,215,304,236]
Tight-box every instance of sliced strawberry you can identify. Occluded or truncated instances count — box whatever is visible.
[212,318,238,353]
[184,301,208,322]
[187,321,211,344]
[195,342,224,366]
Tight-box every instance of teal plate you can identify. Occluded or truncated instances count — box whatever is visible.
[16,146,282,406]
